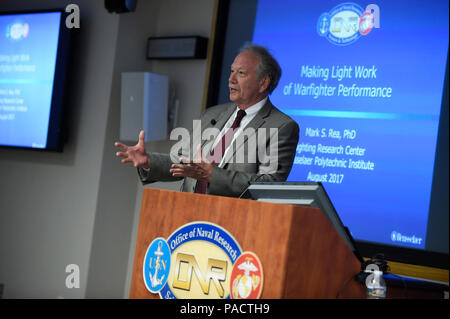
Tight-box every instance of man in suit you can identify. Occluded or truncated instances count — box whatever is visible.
[115,44,299,197]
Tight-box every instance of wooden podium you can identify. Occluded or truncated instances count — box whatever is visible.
[129,188,365,298]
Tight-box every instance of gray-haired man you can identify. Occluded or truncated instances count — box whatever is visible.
[115,44,299,197]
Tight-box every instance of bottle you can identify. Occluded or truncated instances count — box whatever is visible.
[366,270,387,299]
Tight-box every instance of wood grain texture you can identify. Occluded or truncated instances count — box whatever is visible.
[129,189,365,299]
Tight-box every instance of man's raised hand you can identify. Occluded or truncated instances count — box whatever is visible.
[115,130,150,168]
[169,144,212,182]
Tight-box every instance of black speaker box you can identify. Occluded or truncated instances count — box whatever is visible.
[146,36,208,60]
[105,0,137,13]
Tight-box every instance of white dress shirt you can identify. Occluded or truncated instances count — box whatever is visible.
[210,97,267,167]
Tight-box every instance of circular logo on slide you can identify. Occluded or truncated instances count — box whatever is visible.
[6,22,29,41]
[359,11,374,35]
[317,13,331,37]
[317,2,371,46]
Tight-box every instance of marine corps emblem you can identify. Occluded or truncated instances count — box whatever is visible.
[230,252,263,299]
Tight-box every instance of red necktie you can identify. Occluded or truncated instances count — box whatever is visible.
[194,109,247,194]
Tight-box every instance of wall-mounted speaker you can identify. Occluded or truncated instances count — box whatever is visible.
[120,72,168,142]
[146,36,208,59]
[105,0,137,14]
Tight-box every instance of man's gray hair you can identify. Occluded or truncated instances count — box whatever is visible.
[240,44,282,95]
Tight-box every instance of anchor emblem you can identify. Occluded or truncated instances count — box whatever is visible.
[143,238,170,293]
[149,241,166,287]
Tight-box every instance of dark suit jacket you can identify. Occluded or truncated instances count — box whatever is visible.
[138,99,299,197]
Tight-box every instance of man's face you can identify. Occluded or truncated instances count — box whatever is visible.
[229,51,268,109]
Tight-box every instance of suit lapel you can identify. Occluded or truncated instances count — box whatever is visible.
[201,103,236,154]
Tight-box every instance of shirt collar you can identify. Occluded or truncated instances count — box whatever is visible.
[236,97,268,116]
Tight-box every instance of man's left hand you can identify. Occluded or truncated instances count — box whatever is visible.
[169,144,213,182]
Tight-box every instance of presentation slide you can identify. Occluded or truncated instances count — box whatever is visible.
[252,0,448,249]
[0,12,61,149]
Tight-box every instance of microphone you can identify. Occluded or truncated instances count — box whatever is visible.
[211,119,217,125]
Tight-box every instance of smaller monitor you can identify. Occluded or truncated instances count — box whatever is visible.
[241,181,363,263]
[0,10,71,152]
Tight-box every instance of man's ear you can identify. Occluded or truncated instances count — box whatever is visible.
[259,76,270,93]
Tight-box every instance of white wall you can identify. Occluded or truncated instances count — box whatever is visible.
[0,0,120,298]
[123,0,216,298]
[0,0,215,298]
